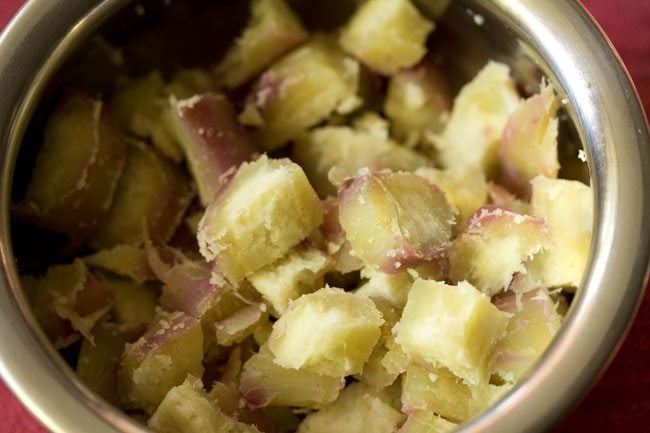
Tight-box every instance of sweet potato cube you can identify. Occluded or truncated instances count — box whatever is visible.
[448,205,553,296]
[91,271,158,326]
[240,37,361,149]
[111,72,183,161]
[398,410,458,433]
[527,176,593,289]
[355,266,414,309]
[15,91,127,239]
[112,69,216,162]
[198,155,323,283]
[76,321,144,405]
[296,382,405,433]
[148,375,261,433]
[84,244,155,283]
[354,299,403,388]
[431,61,520,175]
[384,61,451,144]
[338,171,456,273]
[215,303,268,346]
[146,243,225,320]
[24,259,113,348]
[216,0,308,88]
[401,365,503,423]
[499,84,560,198]
[394,279,509,385]
[416,165,488,231]
[492,288,562,382]
[247,244,334,316]
[92,142,194,249]
[268,287,383,377]
[119,312,204,413]
[208,381,275,432]
[239,346,344,409]
[173,93,257,206]
[292,124,431,197]
[339,0,434,75]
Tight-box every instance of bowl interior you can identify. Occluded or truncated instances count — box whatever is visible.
[1,1,648,433]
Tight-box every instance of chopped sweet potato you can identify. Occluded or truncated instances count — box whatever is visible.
[247,243,334,316]
[499,84,560,199]
[148,375,262,433]
[15,90,127,239]
[431,61,520,175]
[296,382,405,433]
[240,37,361,149]
[92,141,194,249]
[338,170,456,273]
[84,244,155,283]
[198,155,323,283]
[339,0,434,75]
[24,259,113,348]
[239,345,344,409]
[268,287,383,377]
[492,288,562,382]
[173,93,258,206]
[292,123,431,197]
[119,312,204,413]
[527,176,593,289]
[216,0,308,89]
[448,205,553,295]
[384,61,451,144]
[76,321,144,405]
[394,279,509,385]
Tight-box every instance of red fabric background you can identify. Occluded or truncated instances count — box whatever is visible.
[0,1,648,432]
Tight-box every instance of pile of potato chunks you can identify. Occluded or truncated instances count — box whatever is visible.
[15,0,593,432]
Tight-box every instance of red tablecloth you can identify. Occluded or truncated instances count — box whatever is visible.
[0,1,648,432]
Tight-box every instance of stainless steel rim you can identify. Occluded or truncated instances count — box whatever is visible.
[0,1,648,433]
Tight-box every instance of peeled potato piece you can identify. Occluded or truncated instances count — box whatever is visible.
[92,141,194,249]
[499,83,560,199]
[240,37,361,150]
[148,375,262,433]
[431,61,520,175]
[198,155,323,283]
[268,287,384,377]
[214,303,268,346]
[23,259,114,348]
[338,170,457,273]
[395,279,510,386]
[239,345,344,409]
[119,311,204,414]
[401,364,509,423]
[293,123,431,197]
[527,176,593,289]
[247,243,333,316]
[354,298,403,389]
[448,205,553,296]
[398,410,458,433]
[384,60,451,144]
[215,0,308,89]
[339,0,434,75]
[15,90,127,239]
[84,244,155,283]
[76,321,144,405]
[492,288,562,383]
[297,382,405,433]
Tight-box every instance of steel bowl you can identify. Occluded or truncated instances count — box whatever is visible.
[0,0,649,432]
